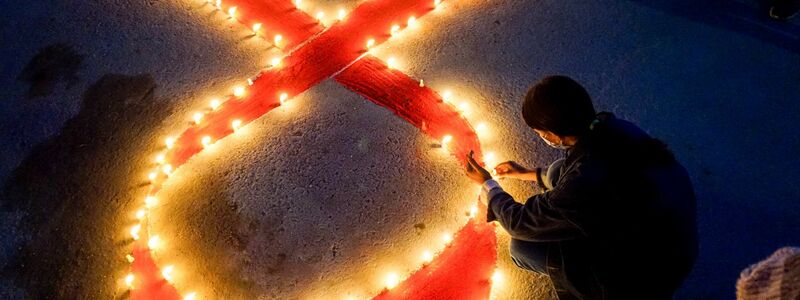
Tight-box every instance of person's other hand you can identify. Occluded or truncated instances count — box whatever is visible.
[465,150,492,184]
[494,161,530,179]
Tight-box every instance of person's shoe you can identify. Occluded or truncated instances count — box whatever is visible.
[769,0,800,20]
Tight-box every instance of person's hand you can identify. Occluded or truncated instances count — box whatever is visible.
[465,150,492,184]
[494,161,531,179]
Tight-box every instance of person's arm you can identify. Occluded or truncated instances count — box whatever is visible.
[505,169,539,181]
[493,162,552,193]
[494,161,539,181]
[483,173,587,242]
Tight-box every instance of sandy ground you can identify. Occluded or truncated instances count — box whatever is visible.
[1,0,798,299]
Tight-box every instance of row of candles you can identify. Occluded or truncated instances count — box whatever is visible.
[120,0,505,298]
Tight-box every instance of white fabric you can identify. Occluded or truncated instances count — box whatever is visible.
[481,179,504,204]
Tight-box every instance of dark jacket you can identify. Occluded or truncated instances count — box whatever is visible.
[487,113,698,299]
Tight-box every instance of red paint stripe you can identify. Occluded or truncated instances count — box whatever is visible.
[130,239,181,299]
[334,55,483,167]
[372,219,498,300]
[335,56,499,298]
[221,0,323,50]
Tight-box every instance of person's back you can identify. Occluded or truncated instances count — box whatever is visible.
[566,114,698,299]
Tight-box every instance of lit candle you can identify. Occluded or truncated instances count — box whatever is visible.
[270,57,281,67]
[458,102,470,116]
[442,90,452,102]
[483,151,496,168]
[201,136,212,147]
[165,137,176,149]
[316,11,325,22]
[135,209,146,220]
[338,9,346,21]
[366,38,375,49]
[385,273,400,289]
[252,23,262,33]
[274,34,283,45]
[125,273,135,288]
[145,196,158,208]
[408,16,416,27]
[442,232,453,243]
[162,265,174,282]
[279,93,288,104]
[231,119,242,131]
[193,112,203,124]
[210,99,221,110]
[390,24,400,35]
[387,57,398,69]
[422,250,434,263]
[233,86,245,97]
[491,269,503,283]
[441,135,453,145]
[155,153,166,164]
[184,293,197,300]
[475,122,488,136]
[130,224,141,240]
[227,6,237,18]
[148,235,160,250]
[162,164,173,175]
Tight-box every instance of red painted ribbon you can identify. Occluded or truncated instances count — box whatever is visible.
[131,0,497,299]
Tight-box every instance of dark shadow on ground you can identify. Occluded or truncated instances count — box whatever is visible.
[626,0,800,53]
[0,74,169,298]
[16,43,83,99]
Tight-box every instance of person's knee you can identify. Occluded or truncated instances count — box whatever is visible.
[509,240,533,271]
[509,239,527,260]
[509,239,548,273]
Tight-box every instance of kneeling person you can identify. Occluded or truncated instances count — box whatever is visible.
[464,76,698,299]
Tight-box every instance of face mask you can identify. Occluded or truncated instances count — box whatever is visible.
[539,134,571,150]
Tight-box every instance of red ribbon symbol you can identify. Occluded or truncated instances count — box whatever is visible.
[129,0,499,299]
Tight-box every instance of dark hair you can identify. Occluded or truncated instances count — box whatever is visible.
[522,75,596,137]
